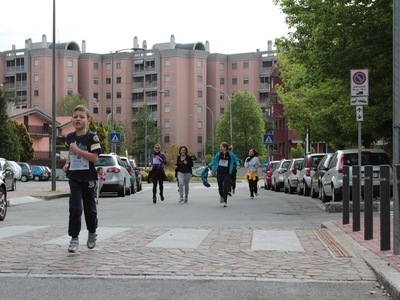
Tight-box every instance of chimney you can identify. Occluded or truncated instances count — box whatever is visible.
[267,40,272,51]
[170,34,175,49]
[133,36,139,48]
[82,40,86,53]
[142,40,147,50]
[12,45,16,50]
[205,41,210,52]
[42,34,47,48]
[25,38,32,49]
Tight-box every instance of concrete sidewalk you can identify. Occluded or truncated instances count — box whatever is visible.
[5,186,400,299]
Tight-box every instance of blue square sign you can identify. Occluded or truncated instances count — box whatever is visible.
[110,132,121,144]
[264,134,274,145]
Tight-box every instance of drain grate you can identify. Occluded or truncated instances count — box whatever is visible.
[315,229,353,257]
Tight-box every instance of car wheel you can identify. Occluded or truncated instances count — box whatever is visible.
[289,184,295,194]
[318,184,323,200]
[322,189,331,203]
[297,183,303,195]
[264,181,268,190]
[311,184,318,198]
[332,186,342,202]
[131,184,135,194]
[303,181,310,196]
[0,186,7,221]
[34,176,40,181]
[139,182,142,191]
[118,182,126,197]
[284,182,288,193]
[21,175,28,182]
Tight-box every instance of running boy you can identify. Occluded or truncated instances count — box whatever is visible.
[63,105,102,253]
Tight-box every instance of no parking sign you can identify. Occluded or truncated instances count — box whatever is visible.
[350,69,369,97]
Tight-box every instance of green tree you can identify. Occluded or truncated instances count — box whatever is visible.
[216,91,265,161]
[0,89,19,160]
[56,93,87,116]
[97,121,109,154]
[273,0,392,151]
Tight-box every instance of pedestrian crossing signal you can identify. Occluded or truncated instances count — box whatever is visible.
[264,134,274,145]
[110,132,121,144]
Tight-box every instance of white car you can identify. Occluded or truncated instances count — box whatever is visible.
[94,153,131,197]
[271,159,291,192]
[8,160,22,181]
[320,149,392,202]
[283,158,304,194]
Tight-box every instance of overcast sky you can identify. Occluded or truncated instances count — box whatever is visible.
[0,0,289,54]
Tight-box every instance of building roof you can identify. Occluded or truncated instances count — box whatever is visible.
[10,109,60,125]
[56,116,72,129]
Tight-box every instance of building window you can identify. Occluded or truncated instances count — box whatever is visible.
[220,107,225,114]
[220,93,224,99]
[106,107,111,114]
[34,59,39,66]
[220,63,224,70]
[34,104,39,110]
[116,77,121,83]
[93,62,98,70]
[197,106,202,113]
[198,136,202,143]
[220,78,225,85]
[34,90,39,96]
[243,62,249,69]
[232,78,237,85]
[197,121,202,129]
[164,74,170,82]
[34,74,39,82]
[93,107,98,114]
[106,92,111,99]
[93,78,98,84]
[198,90,203,98]
[106,63,111,70]
[164,105,170,113]
[164,121,170,128]
[67,60,73,67]
[164,59,170,66]
[67,90,73,95]
[197,75,202,83]
[116,107,121,113]
[243,77,249,84]
[106,78,111,84]
[116,92,121,98]
[232,63,237,70]
[164,136,170,143]
[116,62,121,69]
[67,75,73,83]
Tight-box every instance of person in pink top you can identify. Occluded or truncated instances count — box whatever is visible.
[96,166,106,204]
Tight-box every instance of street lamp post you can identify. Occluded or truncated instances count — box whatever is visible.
[110,47,145,153]
[194,102,214,158]
[207,85,232,146]
[190,114,206,164]
[158,90,168,147]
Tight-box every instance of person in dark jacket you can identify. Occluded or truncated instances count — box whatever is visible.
[149,144,167,203]
[174,146,194,203]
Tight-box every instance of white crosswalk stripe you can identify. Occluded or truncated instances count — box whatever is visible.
[0,226,48,239]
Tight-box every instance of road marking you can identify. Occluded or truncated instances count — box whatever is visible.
[43,227,130,245]
[9,196,44,206]
[252,230,304,252]
[146,228,211,249]
[0,226,48,239]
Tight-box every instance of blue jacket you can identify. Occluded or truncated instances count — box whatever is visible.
[208,151,240,175]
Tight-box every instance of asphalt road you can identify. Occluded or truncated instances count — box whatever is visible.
[2,180,391,300]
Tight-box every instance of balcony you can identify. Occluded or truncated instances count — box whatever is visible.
[26,125,52,136]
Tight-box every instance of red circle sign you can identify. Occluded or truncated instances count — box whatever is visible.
[353,72,366,85]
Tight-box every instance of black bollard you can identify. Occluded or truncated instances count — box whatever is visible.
[380,165,391,251]
[343,166,350,225]
[352,165,360,232]
[364,166,373,240]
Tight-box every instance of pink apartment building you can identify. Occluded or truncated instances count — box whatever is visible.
[0,34,304,164]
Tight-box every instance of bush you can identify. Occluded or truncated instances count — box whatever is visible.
[140,169,176,182]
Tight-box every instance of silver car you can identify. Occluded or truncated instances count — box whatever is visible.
[321,149,392,202]
[271,159,291,192]
[0,158,15,191]
[94,153,131,197]
[296,153,326,196]
[283,158,304,194]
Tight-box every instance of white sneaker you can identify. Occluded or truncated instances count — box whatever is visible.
[223,202,227,207]
[179,197,184,203]
[87,232,97,249]
[220,197,224,203]
[68,238,79,253]
[232,189,235,195]
[184,196,188,203]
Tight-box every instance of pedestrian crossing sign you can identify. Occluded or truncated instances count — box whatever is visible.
[110,132,121,144]
[264,134,274,145]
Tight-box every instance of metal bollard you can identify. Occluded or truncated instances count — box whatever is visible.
[342,166,350,225]
[352,165,360,232]
[364,166,373,240]
[380,165,391,251]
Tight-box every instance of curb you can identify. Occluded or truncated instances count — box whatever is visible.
[33,193,70,200]
[322,221,400,299]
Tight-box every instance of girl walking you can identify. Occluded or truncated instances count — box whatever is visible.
[175,146,194,203]
[244,148,261,199]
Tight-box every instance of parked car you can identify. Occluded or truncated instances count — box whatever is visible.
[120,156,136,194]
[321,149,392,202]
[263,160,280,190]
[296,153,326,196]
[310,154,334,200]
[283,158,304,194]
[0,158,15,191]
[17,162,33,182]
[0,177,7,221]
[192,166,212,177]
[8,161,22,181]
[43,166,51,180]
[271,159,291,192]
[30,165,49,181]
[133,167,142,191]
[94,153,131,197]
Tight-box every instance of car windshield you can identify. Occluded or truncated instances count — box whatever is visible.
[281,161,290,169]
[95,157,115,166]
[344,153,391,166]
